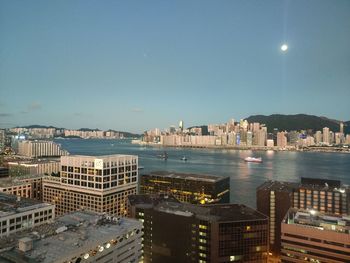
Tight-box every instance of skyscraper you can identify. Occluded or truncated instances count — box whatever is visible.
[322,127,330,145]
[340,122,344,134]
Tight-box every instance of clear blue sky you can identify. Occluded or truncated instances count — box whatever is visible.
[1,0,349,133]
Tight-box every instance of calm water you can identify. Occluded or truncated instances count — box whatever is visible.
[55,139,350,208]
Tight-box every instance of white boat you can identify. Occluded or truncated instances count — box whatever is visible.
[244,157,262,163]
[181,156,187,161]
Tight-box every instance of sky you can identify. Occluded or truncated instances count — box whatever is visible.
[1,0,349,133]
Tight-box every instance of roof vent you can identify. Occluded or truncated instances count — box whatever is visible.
[18,237,33,252]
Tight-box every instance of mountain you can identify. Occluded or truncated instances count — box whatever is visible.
[246,114,349,133]
[17,125,62,129]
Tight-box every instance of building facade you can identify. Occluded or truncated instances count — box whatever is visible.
[18,140,68,157]
[8,158,60,177]
[257,178,350,258]
[43,155,138,216]
[281,208,350,262]
[140,171,230,204]
[129,194,268,263]
[0,192,55,238]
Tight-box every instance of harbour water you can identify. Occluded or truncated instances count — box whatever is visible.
[55,138,350,208]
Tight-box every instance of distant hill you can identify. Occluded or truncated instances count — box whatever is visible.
[246,114,350,133]
[17,125,62,129]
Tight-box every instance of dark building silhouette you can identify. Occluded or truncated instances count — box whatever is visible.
[128,194,268,263]
[257,178,350,258]
[140,171,230,204]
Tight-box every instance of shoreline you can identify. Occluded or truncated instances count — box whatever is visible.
[135,143,350,154]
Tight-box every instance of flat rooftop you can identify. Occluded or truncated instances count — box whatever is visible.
[0,211,141,263]
[146,171,227,183]
[129,194,266,222]
[257,179,349,193]
[283,208,350,234]
[8,158,60,165]
[0,175,43,188]
[257,180,298,192]
[0,192,51,218]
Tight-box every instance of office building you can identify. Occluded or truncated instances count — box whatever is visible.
[257,181,297,257]
[281,208,350,262]
[0,192,55,238]
[257,178,350,257]
[0,175,43,200]
[0,211,142,263]
[43,154,138,216]
[18,140,69,158]
[140,171,230,204]
[129,194,268,263]
[8,158,60,177]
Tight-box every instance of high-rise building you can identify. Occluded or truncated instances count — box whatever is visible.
[0,129,5,152]
[314,131,322,145]
[340,122,344,134]
[140,171,230,204]
[257,178,350,257]
[0,192,55,238]
[129,194,268,263]
[322,127,330,145]
[18,140,69,157]
[0,211,143,263]
[281,208,350,262]
[257,181,297,257]
[276,132,287,148]
[43,155,138,216]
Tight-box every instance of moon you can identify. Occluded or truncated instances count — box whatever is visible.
[281,44,288,52]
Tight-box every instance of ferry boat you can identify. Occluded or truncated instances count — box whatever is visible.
[244,157,262,163]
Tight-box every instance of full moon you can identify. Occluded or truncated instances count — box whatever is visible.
[281,44,288,52]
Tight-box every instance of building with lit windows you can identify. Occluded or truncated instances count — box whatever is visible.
[8,158,60,177]
[281,208,350,262]
[0,175,43,200]
[0,192,55,238]
[0,211,142,263]
[128,194,268,263]
[257,178,350,259]
[43,155,138,216]
[140,171,230,204]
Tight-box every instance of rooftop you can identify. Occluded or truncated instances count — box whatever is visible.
[257,180,298,192]
[0,211,142,263]
[62,154,137,158]
[283,208,350,234]
[7,158,60,165]
[0,175,43,188]
[146,171,227,183]
[0,192,51,218]
[129,194,267,222]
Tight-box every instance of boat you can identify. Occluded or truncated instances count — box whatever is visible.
[138,166,144,170]
[244,157,262,163]
[181,156,187,161]
[157,151,168,160]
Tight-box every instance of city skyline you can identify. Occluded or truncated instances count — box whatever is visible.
[1,0,350,133]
